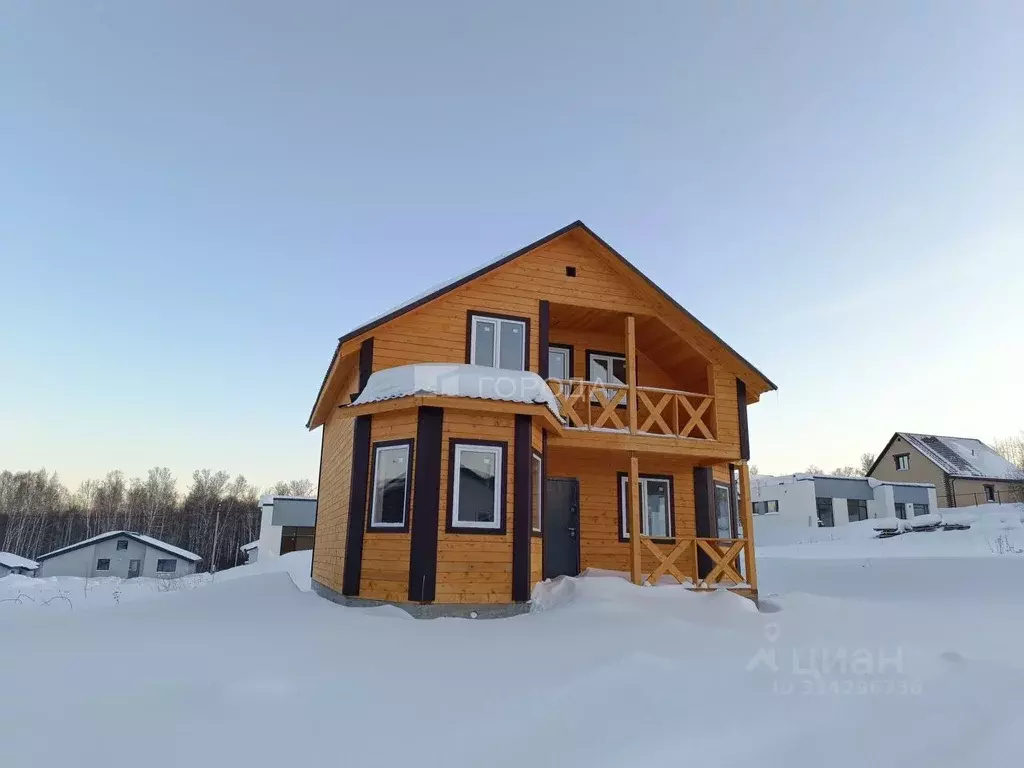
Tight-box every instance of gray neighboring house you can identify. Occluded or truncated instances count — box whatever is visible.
[0,552,40,577]
[257,495,316,559]
[868,432,1024,508]
[35,531,202,579]
[751,474,938,529]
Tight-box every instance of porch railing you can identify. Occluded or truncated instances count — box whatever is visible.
[640,536,750,588]
[547,379,716,440]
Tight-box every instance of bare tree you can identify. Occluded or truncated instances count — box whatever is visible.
[860,452,876,475]
[993,432,1024,503]
[829,466,861,478]
[268,478,316,497]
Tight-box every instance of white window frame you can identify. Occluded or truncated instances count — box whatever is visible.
[532,453,543,533]
[469,314,526,371]
[548,345,572,394]
[369,443,412,529]
[155,559,177,574]
[619,475,673,539]
[895,454,910,471]
[451,443,504,530]
[589,352,626,402]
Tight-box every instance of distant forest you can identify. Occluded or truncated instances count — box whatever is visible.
[0,468,315,572]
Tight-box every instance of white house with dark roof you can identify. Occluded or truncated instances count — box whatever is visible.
[868,432,1024,508]
[35,531,202,579]
[751,473,938,530]
[0,552,39,577]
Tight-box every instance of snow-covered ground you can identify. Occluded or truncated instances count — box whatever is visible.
[4,525,1024,766]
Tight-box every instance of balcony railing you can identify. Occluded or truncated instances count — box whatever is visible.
[546,379,716,440]
[640,536,750,588]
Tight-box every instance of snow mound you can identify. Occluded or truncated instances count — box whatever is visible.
[352,363,562,417]
[530,570,757,619]
[215,549,313,591]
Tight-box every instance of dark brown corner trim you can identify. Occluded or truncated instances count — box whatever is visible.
[512,414,532,602]
[445,438,509,535]
[365,438,415,534]
[736,377,750,461]
[538,300,550,379]
[409,407,444,602]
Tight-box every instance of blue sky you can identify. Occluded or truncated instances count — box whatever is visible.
[2,1,1022,491]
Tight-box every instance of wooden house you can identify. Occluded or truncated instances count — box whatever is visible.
[307,221,776,615]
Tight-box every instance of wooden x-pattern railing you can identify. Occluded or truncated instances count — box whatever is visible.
[550,380,628,430]
[640,536,748,588]
[548,379,715,440]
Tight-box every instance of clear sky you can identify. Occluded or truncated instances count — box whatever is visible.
[2,1,1022,492]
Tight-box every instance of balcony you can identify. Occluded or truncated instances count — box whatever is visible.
[546,379,716,440]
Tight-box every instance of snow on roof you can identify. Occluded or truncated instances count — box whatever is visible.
[36,531,202,563]
[0,552,39,570]
[753,473,935,489]
[259,494,317,507]
[240,541,259,551]
[352,364,563,418]
[899,433,1023,480]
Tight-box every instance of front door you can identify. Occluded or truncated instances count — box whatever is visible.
[544,477,580,579]
[127,559,141,579]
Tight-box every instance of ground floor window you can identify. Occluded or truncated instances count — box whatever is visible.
[752,501,765,515]
[816,497,834,527]
[449,441,505,531]
[281,526,315,554]
[714,482,734,538]
[369,440,413,530]
[156,559,177,574]
[96,558,110,571]
[913,503,930,516]
[894,502,907,520]
[847,498,868,522]
[765,500,779,514]
[619,475,674,540]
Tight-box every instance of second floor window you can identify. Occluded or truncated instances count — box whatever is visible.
[470,314,526,371]
[894,454,910,471]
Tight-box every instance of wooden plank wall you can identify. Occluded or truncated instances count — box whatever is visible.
[365,232,653,374]
[546,450,703,578]
[358,409,419,601]
[711,369,741,454]
[312,368,359,593]
[435,411,516,604]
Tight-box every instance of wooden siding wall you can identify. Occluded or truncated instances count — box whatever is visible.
[367,233,656,375]
[436,411,516,604]
[359,410,419,601]
[312,368,359,593]
[546,450,702,578]
[711,369,741,455]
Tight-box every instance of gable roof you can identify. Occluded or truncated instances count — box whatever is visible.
[36,531,203,563]
[869,432,1023,481]
[0,552,39,571]
[308,220,777,428]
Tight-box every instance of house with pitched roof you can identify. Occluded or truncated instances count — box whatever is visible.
[867,432,1024,508]
[35,531,202,579]
[306,221,776,615]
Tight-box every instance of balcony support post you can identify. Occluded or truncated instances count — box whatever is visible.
[628,452,642,585]
[738,461,758,591]
[625,315,638,434]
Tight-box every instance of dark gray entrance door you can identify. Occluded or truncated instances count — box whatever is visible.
[127,559,141,579]
[543,477,580,579]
